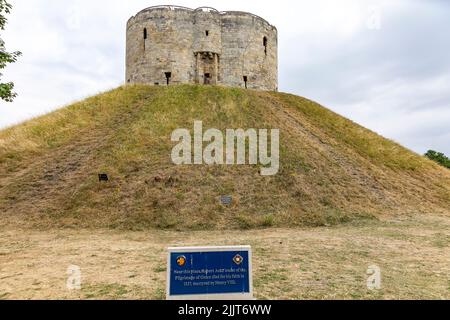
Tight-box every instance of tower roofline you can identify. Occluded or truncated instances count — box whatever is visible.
[127,5,277,31]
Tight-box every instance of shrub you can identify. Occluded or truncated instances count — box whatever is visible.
[425,150,450,169]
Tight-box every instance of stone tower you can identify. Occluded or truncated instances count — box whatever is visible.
[126,6,278,91]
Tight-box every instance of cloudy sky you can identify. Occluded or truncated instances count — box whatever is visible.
[1,0,449,155]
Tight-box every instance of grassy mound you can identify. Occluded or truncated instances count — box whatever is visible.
[0,85,449,230]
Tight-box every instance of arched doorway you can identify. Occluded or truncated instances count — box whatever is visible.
[195,51,219,85]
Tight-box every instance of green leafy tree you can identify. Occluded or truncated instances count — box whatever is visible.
[425,150,450,169]
[1,0,21,102]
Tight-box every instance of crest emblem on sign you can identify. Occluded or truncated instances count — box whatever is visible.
[233,254,244,265]
[176,255,187,267]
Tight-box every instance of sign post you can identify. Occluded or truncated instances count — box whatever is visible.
[167,246,253,300]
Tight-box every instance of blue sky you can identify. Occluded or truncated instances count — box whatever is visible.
[1,0,449,155]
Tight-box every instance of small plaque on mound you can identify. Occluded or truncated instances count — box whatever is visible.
[220,195,233,206]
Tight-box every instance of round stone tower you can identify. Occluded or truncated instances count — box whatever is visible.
[126,6,278,91]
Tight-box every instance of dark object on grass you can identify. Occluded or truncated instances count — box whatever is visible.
[98,174,109,182]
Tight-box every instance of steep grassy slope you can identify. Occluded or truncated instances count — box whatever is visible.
[0,85,449,230]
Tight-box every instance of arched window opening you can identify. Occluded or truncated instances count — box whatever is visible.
[204,73,211,85]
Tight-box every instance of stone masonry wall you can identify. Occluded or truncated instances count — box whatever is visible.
[126,6,278,91]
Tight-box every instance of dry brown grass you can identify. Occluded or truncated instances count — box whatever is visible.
[0,84,449,230]
[0,214,448,300]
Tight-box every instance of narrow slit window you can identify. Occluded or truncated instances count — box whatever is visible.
[165,72,172,85]
[263,36,268,55]
[205,30,209,36]
[243,76,248,89]
[144,28,148,40]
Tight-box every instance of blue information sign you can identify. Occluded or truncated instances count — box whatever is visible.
[167,246,253,299]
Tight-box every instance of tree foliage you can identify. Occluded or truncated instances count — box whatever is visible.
[1,0,21,102]
[425,150,450,169]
